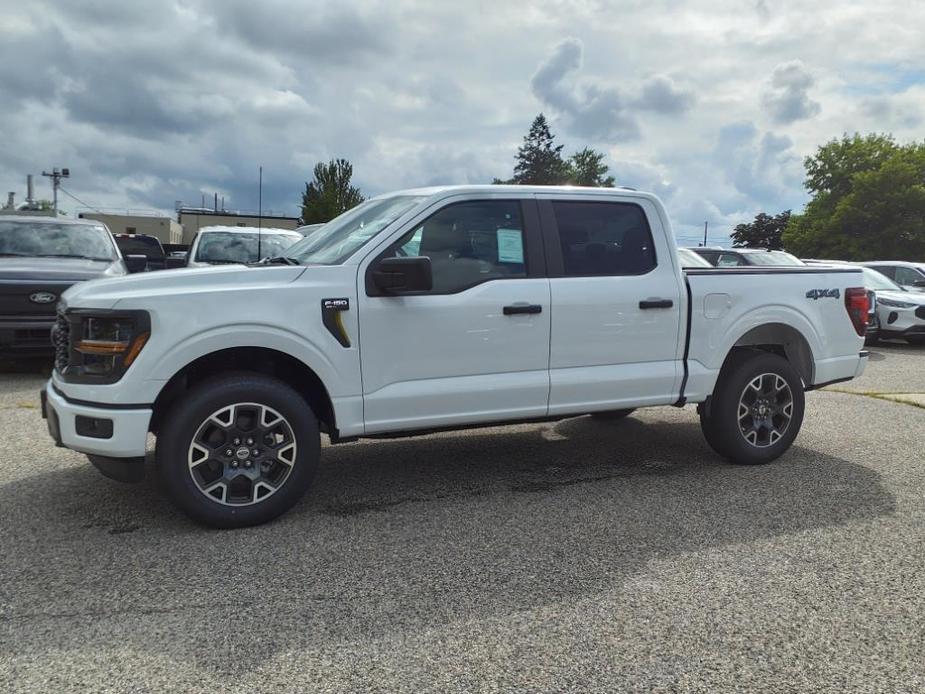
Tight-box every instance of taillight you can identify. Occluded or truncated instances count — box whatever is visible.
[845,287,869,337]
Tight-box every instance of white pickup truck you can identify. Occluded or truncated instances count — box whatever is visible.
[41,186,870,527]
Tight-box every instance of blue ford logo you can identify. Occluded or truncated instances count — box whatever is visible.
[29,292,57,304]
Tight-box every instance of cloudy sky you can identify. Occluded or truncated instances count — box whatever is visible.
[2,0,924,243]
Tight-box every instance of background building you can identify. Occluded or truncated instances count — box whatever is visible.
[177,206,300,244]
[78,211,184,244]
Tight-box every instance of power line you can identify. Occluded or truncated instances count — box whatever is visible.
[58,186,104,215]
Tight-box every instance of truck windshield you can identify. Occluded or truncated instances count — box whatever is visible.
[745,251,804,266]
[195,231,300,264]
[862,267,904,291]
[285,195,426,265]
[0,220,116,261]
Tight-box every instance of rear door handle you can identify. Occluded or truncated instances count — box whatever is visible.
[503,303,542,315]
[639,299,674,309]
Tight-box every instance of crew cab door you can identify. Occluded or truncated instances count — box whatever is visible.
[538,194,684,415]
[358,196,550,433]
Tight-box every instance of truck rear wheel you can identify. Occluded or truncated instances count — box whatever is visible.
[156,372,320,528]
[699,350,805,465]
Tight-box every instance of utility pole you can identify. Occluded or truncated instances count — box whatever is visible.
[41,167,70,216]
[703,220,708,247]
[257,166,263,261]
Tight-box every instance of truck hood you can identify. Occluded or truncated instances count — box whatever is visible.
[61,263,306,311]
[0,256,124,281]
[876,289,925,305]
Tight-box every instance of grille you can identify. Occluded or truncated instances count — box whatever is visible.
[917,306,925,320]
[52,312,71,373]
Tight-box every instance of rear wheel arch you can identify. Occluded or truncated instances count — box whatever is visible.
[150,347,336,439]
[728,322,815,387]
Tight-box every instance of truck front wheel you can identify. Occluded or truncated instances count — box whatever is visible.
[156,372,320,528]
[699,351,805,465]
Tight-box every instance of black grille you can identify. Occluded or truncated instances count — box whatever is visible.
[52,312,71,373]
[916,306,925,320]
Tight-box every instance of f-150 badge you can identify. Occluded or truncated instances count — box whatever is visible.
[321,298,351,347]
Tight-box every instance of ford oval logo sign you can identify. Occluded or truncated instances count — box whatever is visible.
[29,292,57,304]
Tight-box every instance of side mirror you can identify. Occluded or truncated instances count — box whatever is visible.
[371,256,432,294]
[912,279,925,288]
[164,255,187,269]
[124,254,148,273]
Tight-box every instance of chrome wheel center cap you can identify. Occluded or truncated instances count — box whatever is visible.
[235,447,250,461]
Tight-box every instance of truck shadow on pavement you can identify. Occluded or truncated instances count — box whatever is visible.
[1,412,897,678]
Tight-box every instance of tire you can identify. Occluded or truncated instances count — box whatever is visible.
[590,408,636,421]
[156,372,320,528]
[699,350,805,465]
[864,333,879,347]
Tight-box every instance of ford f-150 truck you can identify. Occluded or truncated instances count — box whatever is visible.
[41,186,870,527]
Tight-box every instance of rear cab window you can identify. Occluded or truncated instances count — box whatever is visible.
[549,200,657,276]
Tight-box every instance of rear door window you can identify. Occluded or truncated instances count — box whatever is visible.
[551,201,656,276]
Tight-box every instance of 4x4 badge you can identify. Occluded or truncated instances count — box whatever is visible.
[806,288,840,300]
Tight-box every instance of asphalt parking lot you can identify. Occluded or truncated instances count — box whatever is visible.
[2,344,924,693]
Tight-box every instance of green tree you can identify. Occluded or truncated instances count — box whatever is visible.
[731,210,790,249]
[495,114,615,187]
[495,113,570,185]
[567,147,616,187]
[301,158,364,224]
[783,134,925,260]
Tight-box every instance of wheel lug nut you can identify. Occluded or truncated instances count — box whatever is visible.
[233,438,241,445]
[231,461,238,468]
[252,449,260,457]
[246,437,254,445]
[225,448,233,456]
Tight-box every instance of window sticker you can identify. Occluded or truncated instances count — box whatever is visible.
[496,228,524,263]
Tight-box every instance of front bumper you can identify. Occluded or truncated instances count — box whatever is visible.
[0,318,54,355]
[41,380,151,458]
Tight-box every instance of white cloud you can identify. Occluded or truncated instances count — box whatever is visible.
[1,0,924,242]
[762,60,821,124]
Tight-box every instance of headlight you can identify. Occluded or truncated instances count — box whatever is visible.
[877,297,917,309]
[58,310,150,382]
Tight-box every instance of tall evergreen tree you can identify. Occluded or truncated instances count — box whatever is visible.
[301,158,364,224]
[495,114,570,185]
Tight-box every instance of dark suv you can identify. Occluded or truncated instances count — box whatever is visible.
[112,234,166,271]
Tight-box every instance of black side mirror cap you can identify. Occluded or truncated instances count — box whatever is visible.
[164,255,187,269]
[371,256,433,294]
[124,254,148,273]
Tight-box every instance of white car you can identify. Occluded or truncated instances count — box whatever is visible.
[42,185,870,527]
[862,261,925,293]
[862,269,925,345]
[677,247,713,268]
[803,261,925,345]
[186,226,302,268]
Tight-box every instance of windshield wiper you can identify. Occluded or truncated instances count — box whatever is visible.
[35,253,112,261]
[255,256,300,266]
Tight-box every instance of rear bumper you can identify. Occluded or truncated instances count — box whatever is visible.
[41,380,151,458]
[809,350,868,389]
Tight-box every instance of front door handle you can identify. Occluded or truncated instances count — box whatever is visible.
[639,299,674,309]
[503,303,543,315]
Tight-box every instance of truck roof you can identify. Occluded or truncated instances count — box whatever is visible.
[0,214,109,227]
[196,225,302,236]
[370,184,655,203]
